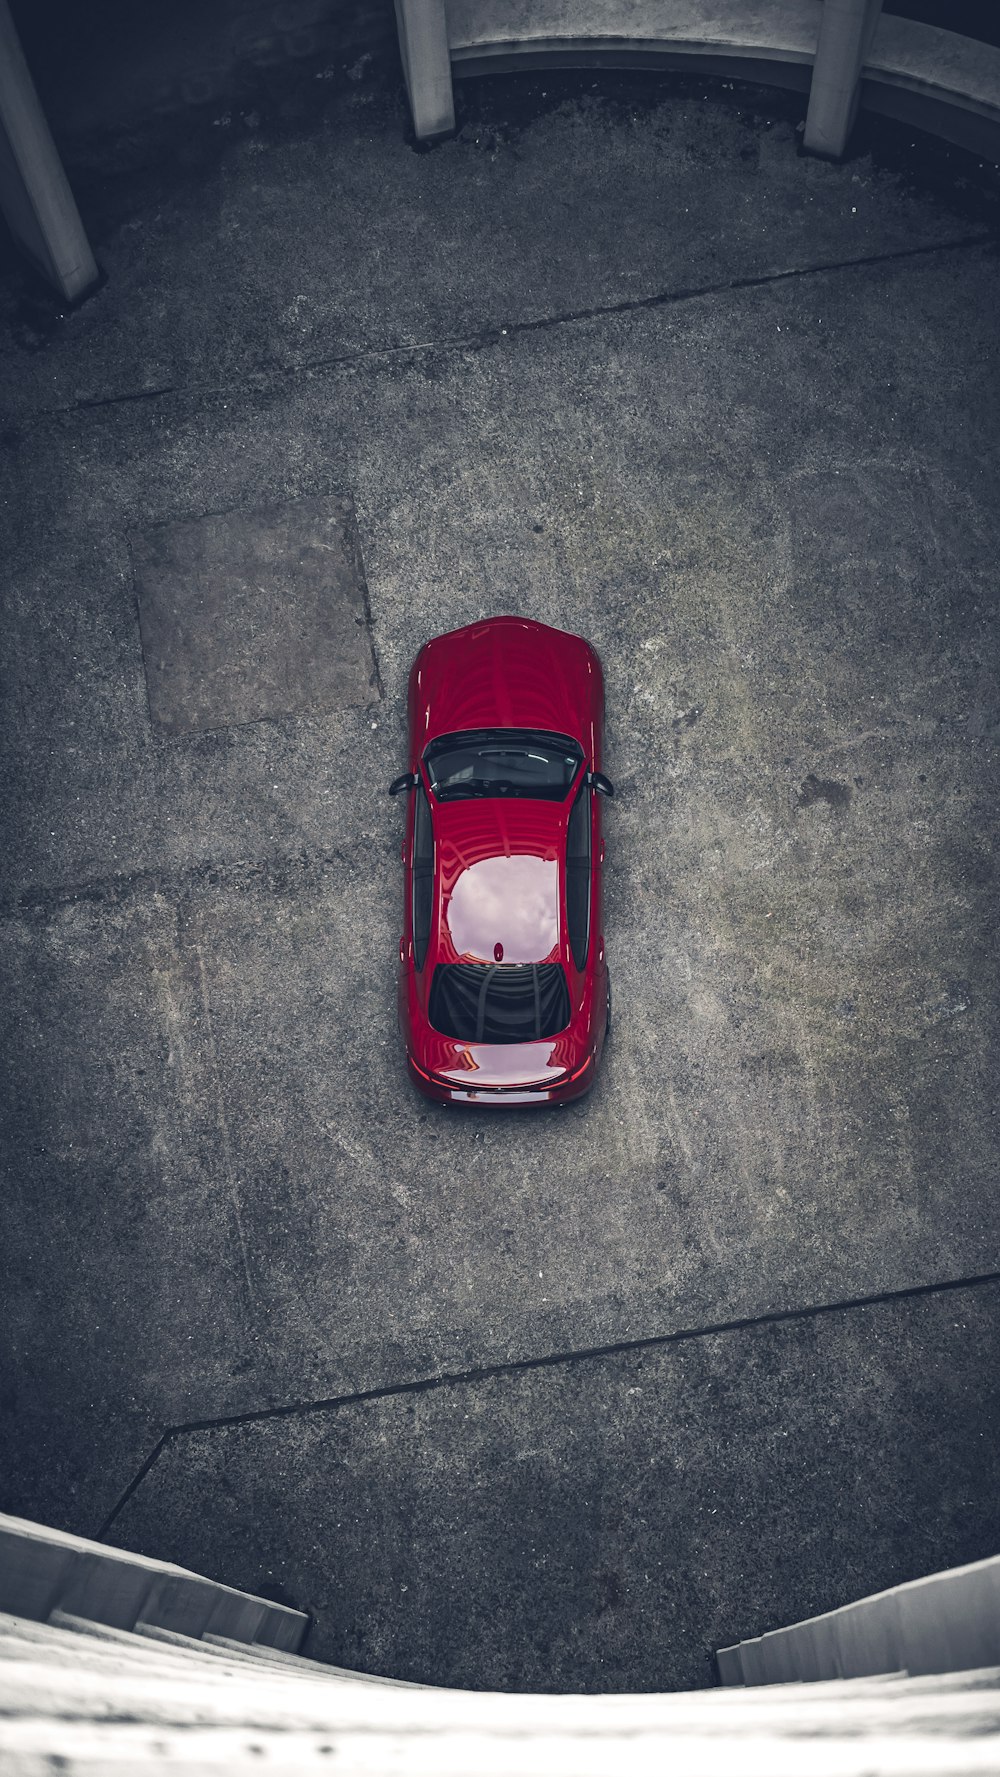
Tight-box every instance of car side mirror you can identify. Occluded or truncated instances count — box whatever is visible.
[587,770,615,798]
[388,771,419,796]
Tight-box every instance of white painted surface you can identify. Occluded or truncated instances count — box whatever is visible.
[1,1613,1000,1774]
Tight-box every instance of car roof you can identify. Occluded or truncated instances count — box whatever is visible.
[429,793,570,970]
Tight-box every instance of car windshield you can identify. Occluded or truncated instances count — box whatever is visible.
[424,729,583,802]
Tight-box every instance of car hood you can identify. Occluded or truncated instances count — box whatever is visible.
[411,616,600,748]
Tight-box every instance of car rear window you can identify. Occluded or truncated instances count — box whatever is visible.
[428,962,570,1044]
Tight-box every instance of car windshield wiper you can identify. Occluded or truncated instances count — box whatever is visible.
[438,778,517,800]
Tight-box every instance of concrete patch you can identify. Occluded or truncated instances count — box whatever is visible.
[133,494,379,735]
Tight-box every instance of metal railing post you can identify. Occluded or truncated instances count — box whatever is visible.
[0,0,99,301]
[804,0,884,158]
[395,0,455,141]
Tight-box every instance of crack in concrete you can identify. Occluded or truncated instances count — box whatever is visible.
[27,230,993,429]
[72,383,179,411]
[97,1265,1000,1538]
[287,232,995,372]
[2,845,366,926]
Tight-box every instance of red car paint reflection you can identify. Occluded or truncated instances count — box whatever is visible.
[446,853,559,964]
[390,617,613,1106]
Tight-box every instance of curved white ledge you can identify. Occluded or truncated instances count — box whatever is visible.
[438,0,1000,155]
[867,15,1000,126]
[447,0,819,69]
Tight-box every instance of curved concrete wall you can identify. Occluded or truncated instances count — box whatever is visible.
[719,1552,1000,1687]
[2,1605,999,1774]
[864,13,1000,155]
[447,0,819,73]
[400,0,1000,156]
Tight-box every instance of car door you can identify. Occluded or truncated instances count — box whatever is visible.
[399,780,434,1041]
[566,774,607,1035]
[411,780,434,975]
[566,778,591,975]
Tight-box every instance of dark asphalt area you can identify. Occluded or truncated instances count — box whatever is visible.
[1,8,999,1689]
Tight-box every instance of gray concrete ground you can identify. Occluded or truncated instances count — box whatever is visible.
[1,37,999,1688]
[114,1279,1000,1691]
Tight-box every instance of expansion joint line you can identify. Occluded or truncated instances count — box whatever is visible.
[46,230,994,424]
[315,231,994,364]
[97,1265,1000,1537]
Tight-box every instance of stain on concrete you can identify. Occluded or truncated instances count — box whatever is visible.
[672,706,703,732]
[797,773,852,811]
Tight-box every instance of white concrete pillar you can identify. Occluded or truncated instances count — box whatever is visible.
[0,0,98,301]
[804,0,883,158]
[395,0,455,142]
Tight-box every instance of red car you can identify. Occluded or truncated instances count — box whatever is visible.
[390,616,613,1106]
